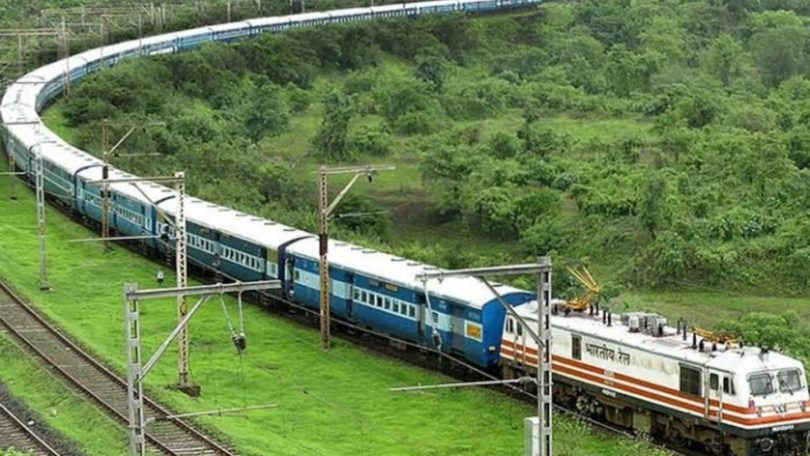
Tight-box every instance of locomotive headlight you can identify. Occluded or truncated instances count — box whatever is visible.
[488,346,496,352]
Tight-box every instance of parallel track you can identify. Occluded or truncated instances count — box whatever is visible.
[0,401,62,456]
[0,281,236,456]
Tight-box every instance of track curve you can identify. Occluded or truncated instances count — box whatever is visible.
[0,281,235,456]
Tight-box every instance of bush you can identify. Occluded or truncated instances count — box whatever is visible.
[486,132,521,159]
[285,85,313,113]
[521,219,572,255]
[351,125,392,157]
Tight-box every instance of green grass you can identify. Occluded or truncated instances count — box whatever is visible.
[40,107,76,146]
[619,289,810,329]
[0,162,667,455]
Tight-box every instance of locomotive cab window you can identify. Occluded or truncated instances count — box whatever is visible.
[572,335,581,361]
[778,370,802,394]
[748,373,774,396]
[679,366,702,397]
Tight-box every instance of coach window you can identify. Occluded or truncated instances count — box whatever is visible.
[723,377,735,395]
[679,366,702,397]
[572,335,582,361]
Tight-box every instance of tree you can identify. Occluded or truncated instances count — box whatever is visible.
[313,89,353,161]
[752,27,809,87]
[245,79,290,142]
[638,171,669,239]
[702,34,744,87]
[415,54,446,91]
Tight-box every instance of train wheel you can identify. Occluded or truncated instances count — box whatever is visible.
[704,436,727,456]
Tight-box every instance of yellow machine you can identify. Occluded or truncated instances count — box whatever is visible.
[563,266,600,312]
[692,327,738,345]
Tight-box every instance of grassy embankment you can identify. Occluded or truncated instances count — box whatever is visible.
[0,159,667,456]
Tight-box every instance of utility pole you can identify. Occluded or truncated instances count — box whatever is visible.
[0,145,49,290]
[317,164,394,349]
[0,28,66,96]
[173,171,191,392]
[35,146,51,291]
[413,257,553,456]
[90,173,192,392]
[99,119,164,252]
[124,280,280,456]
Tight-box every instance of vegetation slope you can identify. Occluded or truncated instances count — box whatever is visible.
[42,1,810,364]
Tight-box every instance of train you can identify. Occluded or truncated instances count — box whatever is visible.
[2,1,809,455]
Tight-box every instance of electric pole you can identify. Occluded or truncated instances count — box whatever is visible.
[99,119,164,252]
[0,145,49,290]
[0,27,67,96]
[173,171,192,392]
[89,173,191,392]
[125,280,280,456]
[413,258,553,456]
[34,146,50,291]
[317,164,394,349]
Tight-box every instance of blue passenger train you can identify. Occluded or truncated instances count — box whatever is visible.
[1,0,541,370]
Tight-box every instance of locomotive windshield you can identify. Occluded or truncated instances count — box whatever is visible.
[778,369,803,393]
[748,373,774,396]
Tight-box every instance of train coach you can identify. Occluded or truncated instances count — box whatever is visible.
[501,302,810,456]
[283,237,533,367]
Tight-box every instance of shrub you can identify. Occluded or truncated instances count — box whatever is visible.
[351,125,392,157]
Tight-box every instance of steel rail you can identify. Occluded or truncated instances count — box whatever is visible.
[0,281,236,456]
[0,400,63,456]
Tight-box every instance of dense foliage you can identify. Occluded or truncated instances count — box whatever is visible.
[54,0,810,307]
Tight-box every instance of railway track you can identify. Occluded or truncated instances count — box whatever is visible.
[0,281,236,456]
[0,400,62,456]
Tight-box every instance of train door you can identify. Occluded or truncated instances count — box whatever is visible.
[515,318,527,367]
[284,256,296,298]
[416,295,426,339]
[707,369,725,424]
[345,279,354,319]
[449,304,466,354]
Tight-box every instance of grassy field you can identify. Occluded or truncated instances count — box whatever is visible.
[621,289,810,329]
[0,162,670,456]
[0,335,129,455]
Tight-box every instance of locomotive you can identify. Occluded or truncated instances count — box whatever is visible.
[3,1,809,454]
[502,302,810,455]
